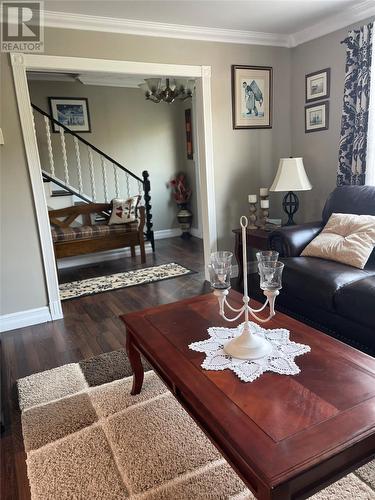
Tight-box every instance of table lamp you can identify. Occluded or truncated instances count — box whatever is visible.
[270,157,312,225]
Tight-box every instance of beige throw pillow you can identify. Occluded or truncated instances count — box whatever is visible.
[108,196,140,225]
[301,213,375,269]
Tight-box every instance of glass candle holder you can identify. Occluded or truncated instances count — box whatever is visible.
[258,261,284,291]
[209,251,233,289]
[256,250,279,264]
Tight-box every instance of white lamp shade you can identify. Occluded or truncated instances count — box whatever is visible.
[270,158,312,192]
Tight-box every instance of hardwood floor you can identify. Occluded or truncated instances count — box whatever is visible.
[1,237,210,500]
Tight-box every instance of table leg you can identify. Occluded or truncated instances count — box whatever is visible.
[126,331,144,395]
[234,234,243,288]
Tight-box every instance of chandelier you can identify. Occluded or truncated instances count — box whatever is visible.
[139,78,195,103]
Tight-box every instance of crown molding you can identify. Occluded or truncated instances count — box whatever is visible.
[43,10,290,47]
[289,0,375,47]
[43,3,375,49]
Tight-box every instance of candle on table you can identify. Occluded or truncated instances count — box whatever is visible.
[260,199,269,208]
[260,187,269,197]
[248,194,257,203]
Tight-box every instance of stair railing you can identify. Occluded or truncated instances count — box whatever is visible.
[32,103,154,251]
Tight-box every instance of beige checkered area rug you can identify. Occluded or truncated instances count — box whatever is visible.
[17,349,375,499]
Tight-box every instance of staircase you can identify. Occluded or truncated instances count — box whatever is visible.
[32,104,154,250]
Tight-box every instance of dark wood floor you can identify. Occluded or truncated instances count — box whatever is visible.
[1,237,210,500]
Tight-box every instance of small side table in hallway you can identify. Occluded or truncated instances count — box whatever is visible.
[232,228,271,288]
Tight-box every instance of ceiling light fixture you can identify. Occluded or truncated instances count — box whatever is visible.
[139,78,195,103]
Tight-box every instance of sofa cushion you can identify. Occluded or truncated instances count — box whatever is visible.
[335,276,375,330]
[52,221,138,243]
[301,213,375,269]
[280,257,375,312]
[108,196,140,225]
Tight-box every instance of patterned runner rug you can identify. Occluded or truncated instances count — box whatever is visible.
[17,349,375,500]
[59,263,195,300]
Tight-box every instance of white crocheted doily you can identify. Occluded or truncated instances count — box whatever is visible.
[189,322,311,382]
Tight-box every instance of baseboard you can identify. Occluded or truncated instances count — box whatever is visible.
[57,243,153,269]
[154,228,181,239]
[0,306,51,333]
[191,227,203,239]
[154,228,202,239]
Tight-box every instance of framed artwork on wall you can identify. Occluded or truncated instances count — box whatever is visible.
[305,101,329,133]
[305,68,330,102]
[185,108,193,160]
[231,65,272,129]
[48,97,91,133]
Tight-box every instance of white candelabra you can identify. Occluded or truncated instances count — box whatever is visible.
[212,216,283,360]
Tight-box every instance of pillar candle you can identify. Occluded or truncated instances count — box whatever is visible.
[260,199,269,208]
[260,187,269,197]
[248,194,257,203]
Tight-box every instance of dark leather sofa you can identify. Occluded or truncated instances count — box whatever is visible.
[258,186,375,354]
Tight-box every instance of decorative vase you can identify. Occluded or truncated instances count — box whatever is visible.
[177,204,193,239]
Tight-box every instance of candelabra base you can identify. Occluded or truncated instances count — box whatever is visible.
[224,323,272,360]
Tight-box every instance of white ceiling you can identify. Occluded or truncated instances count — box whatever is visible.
[41,1,375,47]
[45,0,361,34]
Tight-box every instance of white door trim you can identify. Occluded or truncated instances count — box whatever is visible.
[11,53,217,321]
[11,53,62,320]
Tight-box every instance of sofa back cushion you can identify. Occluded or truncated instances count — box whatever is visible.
[322,186,375,224]
[301,213,375,269]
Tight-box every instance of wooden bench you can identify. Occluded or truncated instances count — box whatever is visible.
[49,203,146,263]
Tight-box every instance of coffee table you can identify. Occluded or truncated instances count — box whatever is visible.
[121,292,375,500]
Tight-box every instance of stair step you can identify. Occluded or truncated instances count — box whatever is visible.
[51,190,72,197]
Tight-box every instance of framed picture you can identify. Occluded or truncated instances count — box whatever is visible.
[305,68,330,102]
[185,108,193,160]
[305,101,329,133]
[48,97,91,133]
[232,65,272,129]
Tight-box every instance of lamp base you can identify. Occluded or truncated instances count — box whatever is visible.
[282,191,299,226]
[223,322,272,360]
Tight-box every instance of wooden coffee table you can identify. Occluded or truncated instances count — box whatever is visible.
[121,292,375,500]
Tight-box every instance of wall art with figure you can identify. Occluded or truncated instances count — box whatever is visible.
[232,65,272,129]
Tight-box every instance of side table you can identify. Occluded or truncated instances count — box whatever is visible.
[232,228,270,287]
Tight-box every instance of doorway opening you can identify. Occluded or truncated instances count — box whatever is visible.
[11,53,217,320]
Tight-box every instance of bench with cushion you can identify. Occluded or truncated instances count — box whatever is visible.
[49,202,146,263]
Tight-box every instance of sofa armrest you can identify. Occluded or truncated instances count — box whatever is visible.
[269,221,323,257]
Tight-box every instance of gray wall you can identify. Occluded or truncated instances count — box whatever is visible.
[29,80,193,232]
[1,27,291,315]
[290,17,374,223]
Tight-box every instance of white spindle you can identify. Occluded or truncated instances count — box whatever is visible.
[60,129,69,185]
[125,171,130,199]
[44,116,55,177]
[73,137,83,193]
[101,156,109,203]
[113,164,120,198]
[88,147,96,202]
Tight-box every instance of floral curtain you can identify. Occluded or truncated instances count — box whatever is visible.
[337,23,373,186]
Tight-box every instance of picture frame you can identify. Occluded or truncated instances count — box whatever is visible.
[231,65,272,129]
[185,108,193,160]
[305,68,330,102]
[48,97,91,133]
[305,101,329,133]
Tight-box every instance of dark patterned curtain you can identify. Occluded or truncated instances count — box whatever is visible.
[337,23,373,186]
